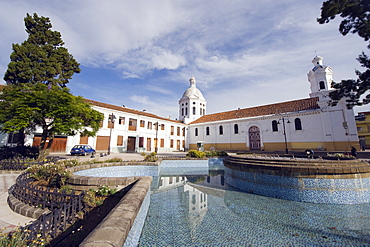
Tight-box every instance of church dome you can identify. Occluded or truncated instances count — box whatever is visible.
[179,76,207,124]
[181,86,205,100]
[180,76,205,100]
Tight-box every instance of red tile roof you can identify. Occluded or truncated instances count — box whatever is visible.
[190,97,320,124]
[85,99,183,124]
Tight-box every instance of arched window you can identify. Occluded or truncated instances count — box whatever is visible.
[319,81,325,90]
[219,125,223,135]
[206,127,210,136]
[185,107,188,115]
[200,108,203,116]
[295,118,302,130]
[203,109,205,115]
[272,120,278,132]
[181,108,184,116]
[234,124,239,134]
[195,128,198,136]
[193,107,196,115]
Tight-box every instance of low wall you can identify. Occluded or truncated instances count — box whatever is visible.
[79,176,152,247]
[224,155,370,204]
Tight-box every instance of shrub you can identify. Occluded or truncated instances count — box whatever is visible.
[59,185,73,194]
[236,152,253,155]
[26,163,72,187]
[0,226,46,246]
[95,185,117,196]
[105,157,123,163]
[59,158,80,167]
[83,189,104,207]
[205,150,228,157]
[83,186,117,207]
[143,152,158,162]
[0,145,39,160]
[187,150,206,158]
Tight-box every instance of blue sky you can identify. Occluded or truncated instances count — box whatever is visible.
[0,0,368,119]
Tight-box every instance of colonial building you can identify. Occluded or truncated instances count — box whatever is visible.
[1,99,188,153]
[355,112,370,149]
[186,56,359,152]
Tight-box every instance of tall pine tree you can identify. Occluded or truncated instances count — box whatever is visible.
[4,13,80,86]
[1,13,103,157]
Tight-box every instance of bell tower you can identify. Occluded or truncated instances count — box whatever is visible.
[307,56,333,99]
[179,76,207,124]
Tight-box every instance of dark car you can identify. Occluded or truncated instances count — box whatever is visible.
[70,145,95,156]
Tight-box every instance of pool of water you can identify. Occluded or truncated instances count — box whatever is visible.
[75,160,370,246]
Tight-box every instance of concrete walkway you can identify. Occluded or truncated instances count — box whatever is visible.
[0,174,34,233]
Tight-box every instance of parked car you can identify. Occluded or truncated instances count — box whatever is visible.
[70,145,95,156]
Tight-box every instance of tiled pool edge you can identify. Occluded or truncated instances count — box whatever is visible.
[123,188,150,247]
[224,155,370,204]
[80,176,152,247]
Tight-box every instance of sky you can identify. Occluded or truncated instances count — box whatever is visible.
[0,0,369,120]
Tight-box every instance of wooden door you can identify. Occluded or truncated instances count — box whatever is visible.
[127,137,136,152]
[147,138,151,152]
[248,126,261,150]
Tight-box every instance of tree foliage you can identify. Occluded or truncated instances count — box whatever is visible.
[318,0,370,107]
[1,13,103,155]
[0,83,103,150]
[4,13,80,87]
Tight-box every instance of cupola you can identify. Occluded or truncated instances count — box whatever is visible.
[307,56,333,98]
[178,76,207,124]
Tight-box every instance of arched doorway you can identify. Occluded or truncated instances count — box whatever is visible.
[248,126,261,150]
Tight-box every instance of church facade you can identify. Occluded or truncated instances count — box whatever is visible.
[185,56,359,152]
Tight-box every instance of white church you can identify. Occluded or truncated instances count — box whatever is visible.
[186,56,359,152]
[0,56,359,153]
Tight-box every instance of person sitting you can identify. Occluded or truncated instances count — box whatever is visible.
[305,149,314,158]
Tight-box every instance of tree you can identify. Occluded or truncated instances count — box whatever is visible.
[4,13,80,86]
[0,83,103,152]
[317,0,370,107]
[1,13,103,157]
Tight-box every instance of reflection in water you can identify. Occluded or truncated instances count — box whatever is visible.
[139,166,370,246]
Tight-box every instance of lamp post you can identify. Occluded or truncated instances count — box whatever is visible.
[278,117,290,154]
[108,113,116,155]
[155,121,158,153]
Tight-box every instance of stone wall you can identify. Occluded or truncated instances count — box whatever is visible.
[79,176,152,246]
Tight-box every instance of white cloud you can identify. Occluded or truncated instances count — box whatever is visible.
[0,0,368,119]
[130,95,151,105]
